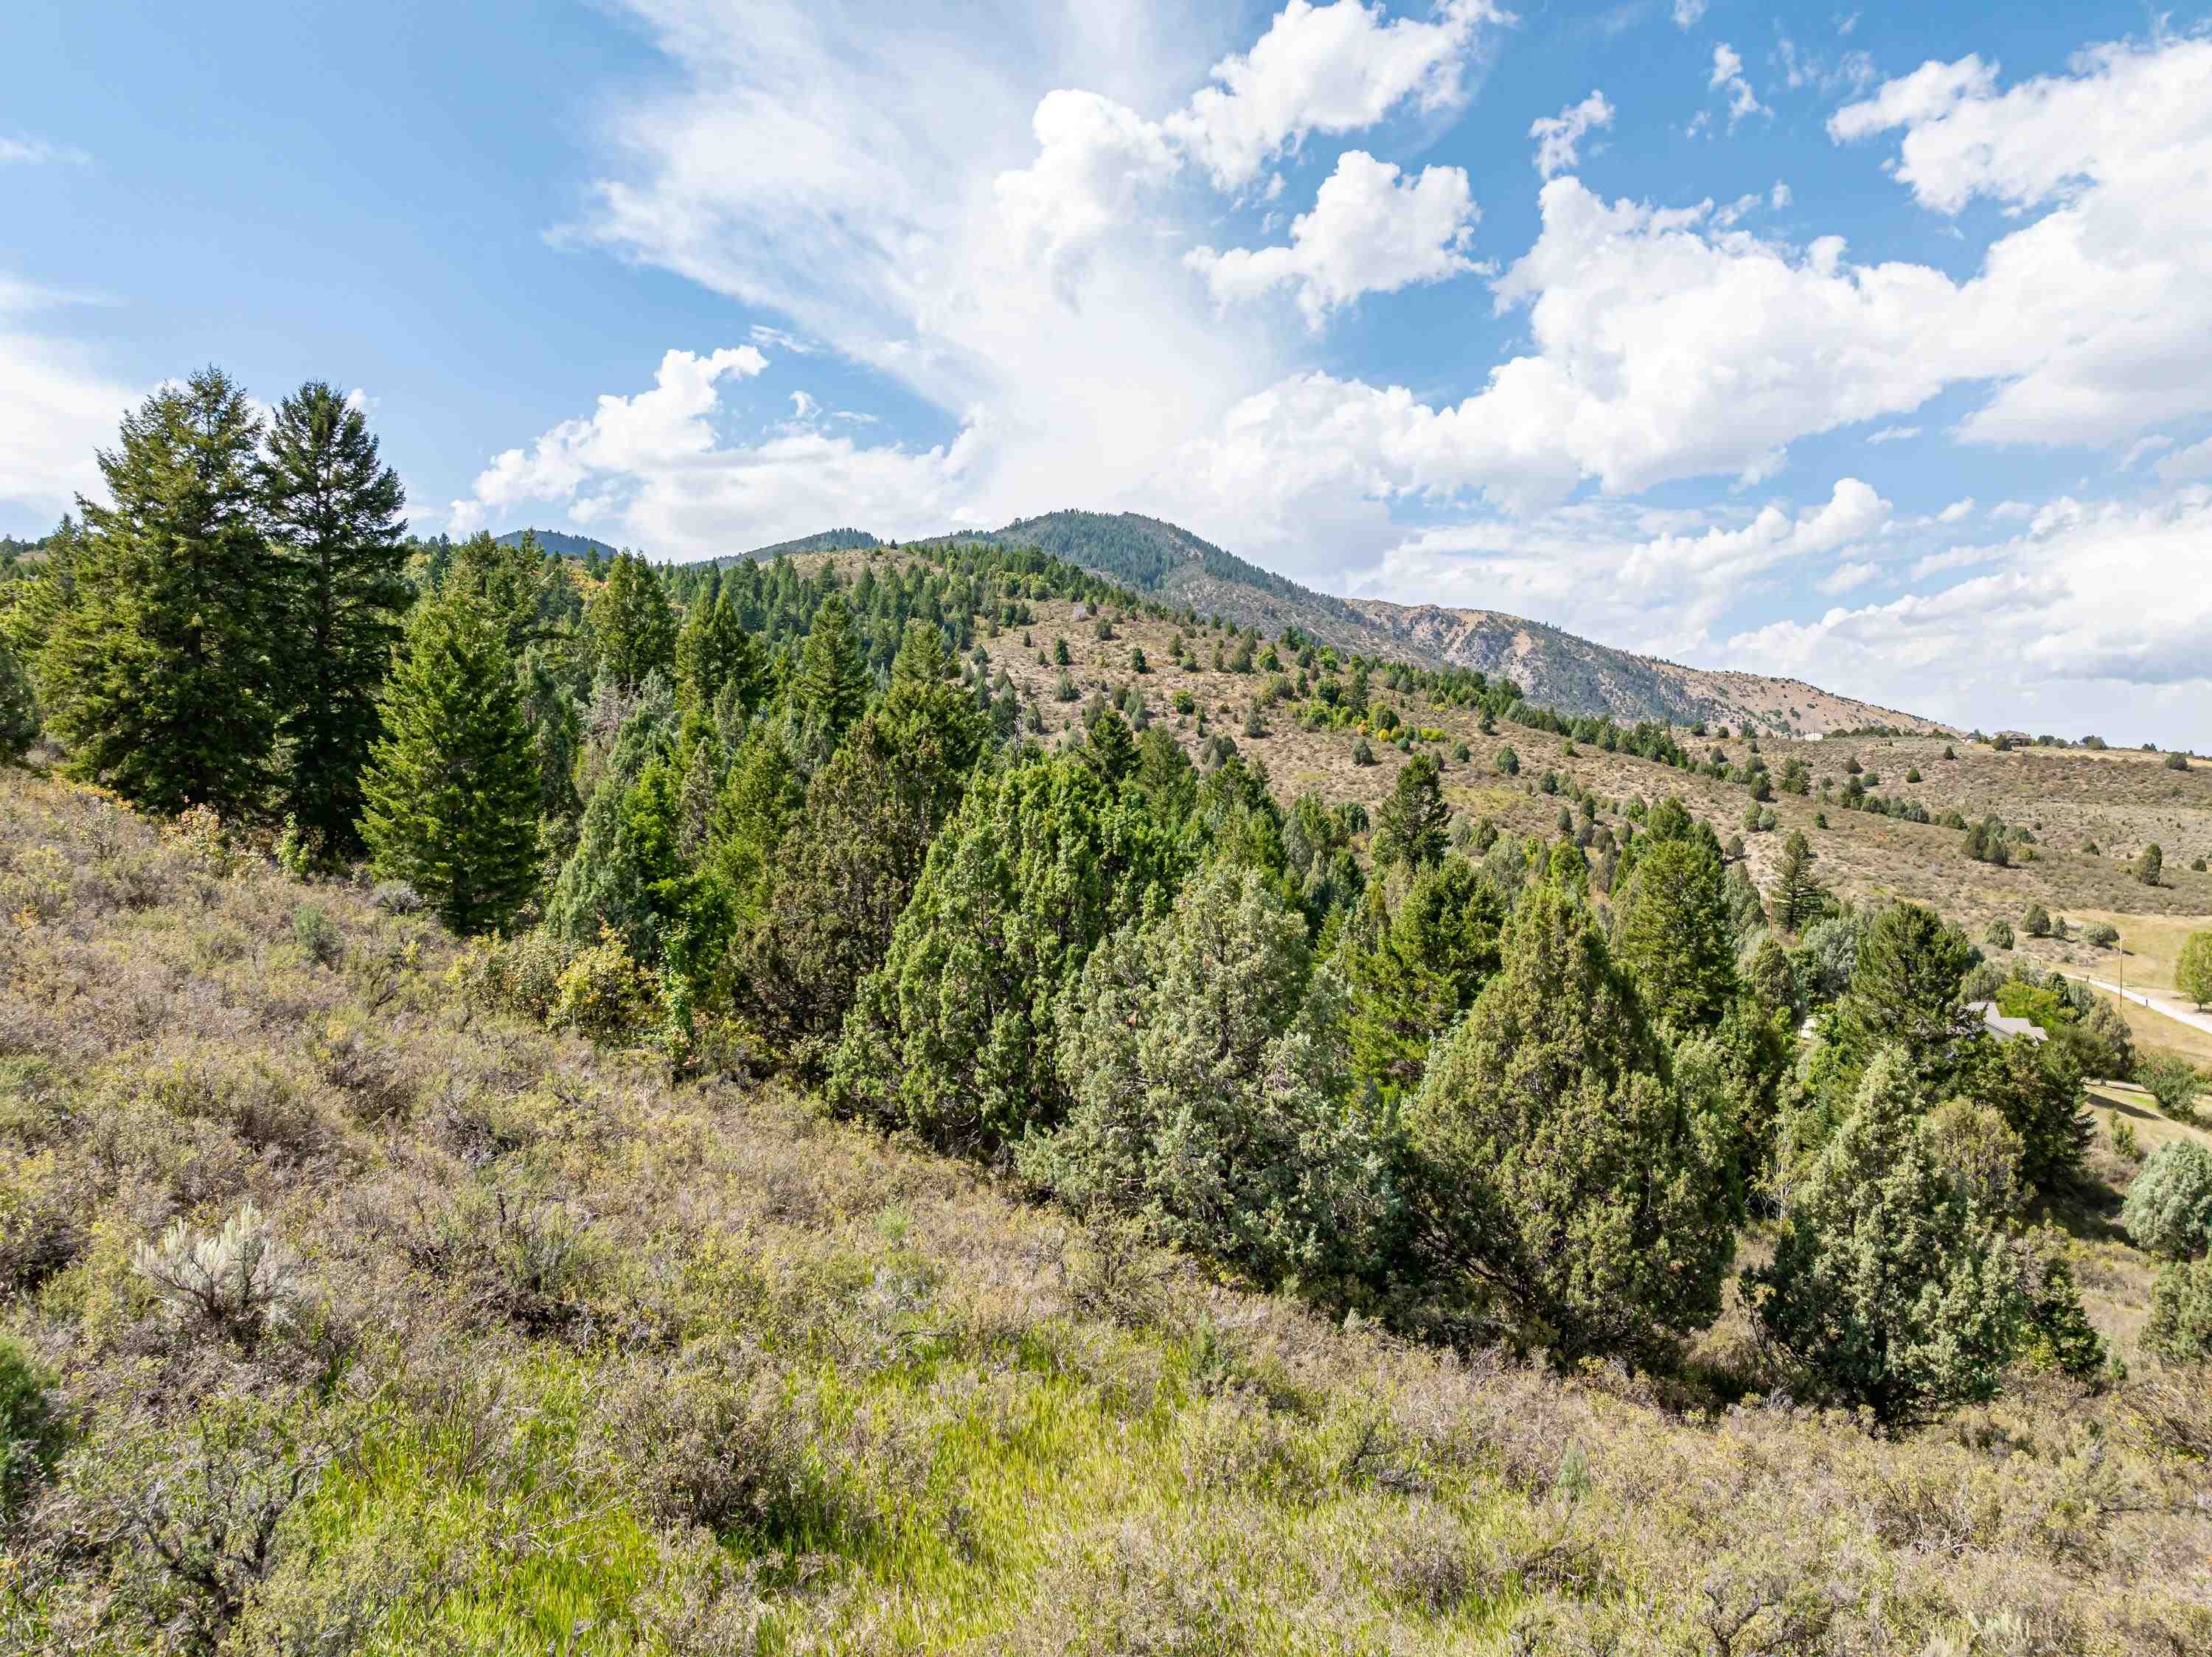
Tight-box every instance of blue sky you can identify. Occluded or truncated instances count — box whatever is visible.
[5,1,2211,742]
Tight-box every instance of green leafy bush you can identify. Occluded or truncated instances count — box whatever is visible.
[2146,1257,2212,1361]
[2123,1142,2212,1259]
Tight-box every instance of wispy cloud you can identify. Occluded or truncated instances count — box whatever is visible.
[0,134,89,167]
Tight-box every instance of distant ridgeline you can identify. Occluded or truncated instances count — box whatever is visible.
[493,527,624,561]
[933,510,1363,625]
[708,527,881,565]
[639,529,1692,767]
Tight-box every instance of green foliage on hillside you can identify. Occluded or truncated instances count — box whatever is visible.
[3,363,2206,1651]
[0,771,2205,1653]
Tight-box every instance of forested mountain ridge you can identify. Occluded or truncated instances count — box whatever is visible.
[495,527,622,560]
[714,527,881,563]
[918,508,1946,736]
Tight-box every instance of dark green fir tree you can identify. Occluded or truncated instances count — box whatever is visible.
[360,588,542,934]
[41,368,280,818]
[258,380,411,857]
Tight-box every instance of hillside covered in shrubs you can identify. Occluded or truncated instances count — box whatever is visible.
[0,769,2209,1653]
[0,370,2209,1652]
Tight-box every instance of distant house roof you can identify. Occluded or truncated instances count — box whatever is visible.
[1966,1001,2049,1043]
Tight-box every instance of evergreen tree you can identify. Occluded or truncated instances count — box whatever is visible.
[359,588,541,934]
[788,594,869,765]
[1372,751,1450,870]
[590,553,678,694]
[543,680,686,959]
[1610,837,1736,1030]
[1971,1031,2091,1195]
[0,634,36,763]
[1743,934,1798,1021]
[41,369,280,817]
[675,590,765,716]
[257,380,410,855]
[1406,882,1737,1362]
[445,530,577,658]
[1752,1049,2041,1424]
[709,724,806,931]
[2121,1141,2212,1260]
[829,752,1186,1150]
[519,650,585,854]
[1346,861,1505,1102]
[734,622,985,1069]
[1026,863,1398,1285]
[1078,701,1139,787]
[1835,903,1978,1091]
[1772,830,1824,932]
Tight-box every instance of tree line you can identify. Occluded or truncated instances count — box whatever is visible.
[0,367,2188,1419]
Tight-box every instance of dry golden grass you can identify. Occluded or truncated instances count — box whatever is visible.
[2074,985,2212,1070]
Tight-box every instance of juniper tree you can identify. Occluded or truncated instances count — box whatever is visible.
[41,369,280,818]
[709,724,806,931]
[2122,1142,2212,1260]
[257,381,410,855]
[829,751,1186,1150]
[1406,881,1737,1363]
[788,594,869,765]
[543,678,689,961]
[1346,859,1506,1103]
[359,588,541,934]
[1027,862,1397,1285]
[0,635,35,763]
[1610,836,1736,1031]
[1752,1049,2044,1425]
[734,621,984,1069]
[1834,903,1978,1091]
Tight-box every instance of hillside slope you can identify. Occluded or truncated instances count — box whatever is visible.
[0,768,2205,1653]
[932,510,1947,735]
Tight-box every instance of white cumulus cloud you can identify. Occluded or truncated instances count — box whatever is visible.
[1186,150,1478,325]
[1165,0,1503,190]
[1725,488,2212,743]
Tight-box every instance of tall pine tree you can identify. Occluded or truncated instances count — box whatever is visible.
[258,381,410,856]
[788,593,869,765]
[41,369,280,817]
[1371,751,1450,871]
[360,587,542,934]
[675,590,765,717]
[590,552,678,693]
